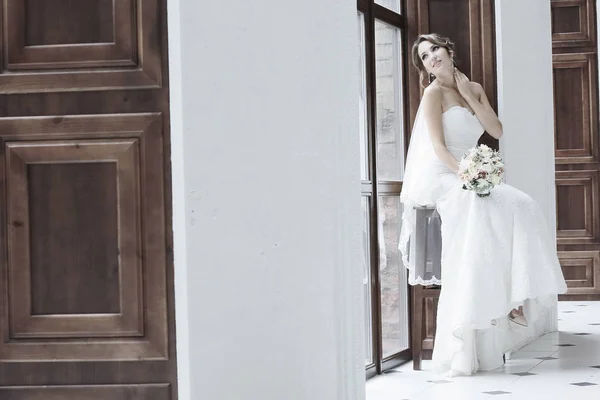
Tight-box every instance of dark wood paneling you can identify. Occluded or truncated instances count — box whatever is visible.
[29,162,120,316]
[553,0,600,301]
[427,0,472,76]
[1,115,166,359]
[553,53,597,163]
[0,0,157,90]
[0,0,177,397]
[422,296,438,351]
[556,185,586,230]
[411,286,440,366]
[25,0,115,45]
[0,384,170,400]
[410,285,423,369]
[552,0,596,48]
[558,251,600,294]
[407,0,497,147]
[553,5,581,35]
[7,0,136,69]
[554,64,585,151]
[555,170,599,245]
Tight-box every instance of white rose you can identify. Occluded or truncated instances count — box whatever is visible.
[459,158,471,172]
[481,163,493,173]
[468,168,478,180]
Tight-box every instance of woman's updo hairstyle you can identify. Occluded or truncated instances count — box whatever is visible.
[411,33,456,88]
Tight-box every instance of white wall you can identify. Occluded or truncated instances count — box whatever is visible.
[495,0,556,232]
[495,0,558,333]
[167,0,365,399]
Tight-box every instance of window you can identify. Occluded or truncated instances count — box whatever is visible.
[357,0,410,378]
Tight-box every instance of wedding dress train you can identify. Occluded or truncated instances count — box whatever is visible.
[400,105,568,376]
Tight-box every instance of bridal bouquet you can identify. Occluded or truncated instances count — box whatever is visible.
[458,144,505,197]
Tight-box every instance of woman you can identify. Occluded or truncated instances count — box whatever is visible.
[399,33,567,376]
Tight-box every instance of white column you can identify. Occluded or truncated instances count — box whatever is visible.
[495,0,558,334]
[167,0,365,399]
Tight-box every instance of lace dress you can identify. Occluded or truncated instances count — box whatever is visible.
[424,106,568,376]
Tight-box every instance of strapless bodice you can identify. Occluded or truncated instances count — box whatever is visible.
[442,106,485,160]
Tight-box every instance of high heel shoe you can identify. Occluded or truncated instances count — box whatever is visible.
[508,309,528,327]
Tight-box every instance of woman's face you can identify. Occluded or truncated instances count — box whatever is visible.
[417,40,452,77]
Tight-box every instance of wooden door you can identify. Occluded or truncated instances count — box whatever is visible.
[404,0,497,364]
[406,0,497,146]
[552,0,600,300]
[0,1,177,398]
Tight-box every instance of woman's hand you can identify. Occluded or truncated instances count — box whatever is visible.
[454,69,475,101]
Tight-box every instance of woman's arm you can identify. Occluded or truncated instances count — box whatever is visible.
[422,86,460,173]
[455,71,503,139]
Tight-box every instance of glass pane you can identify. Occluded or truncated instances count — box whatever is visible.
[362,197,373,365]
[358,12,369,181]
[378,196,409,358]
[375,0,401,13]
[375,20,404,181]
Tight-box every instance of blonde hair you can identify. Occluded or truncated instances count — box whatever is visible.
[411,33,456,88]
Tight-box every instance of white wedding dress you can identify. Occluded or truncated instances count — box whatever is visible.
[403,105,568,376]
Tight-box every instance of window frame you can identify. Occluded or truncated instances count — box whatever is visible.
[358,0,413,379]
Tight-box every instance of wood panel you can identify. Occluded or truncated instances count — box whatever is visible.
[28,162,119,316]
[410,286,439,369]
[558,251,600,294]
[0,0,160,92]
[555,170,599,245]
[420,295,438,360]
[0,114,167,360]
[25,0,116,45]
[553,0,600,301]
[6,0,136,69]
[553,53,597,163]
[552,0,596,48]
[0,0,177,397]
[0,384,170,400]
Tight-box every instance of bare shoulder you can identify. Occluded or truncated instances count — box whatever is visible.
[469,81,496,110]
[422,83,442,105]
[468,81,487,103]
[470,81,483,92]
[424,82,442,96]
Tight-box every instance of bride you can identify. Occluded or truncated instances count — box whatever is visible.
[399,33,568,376]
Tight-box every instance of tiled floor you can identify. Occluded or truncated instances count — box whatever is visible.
[366,301,600,399]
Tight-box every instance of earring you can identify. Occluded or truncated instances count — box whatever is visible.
[428,73,434,83]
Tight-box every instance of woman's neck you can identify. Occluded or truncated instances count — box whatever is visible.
[435,72,455,89]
